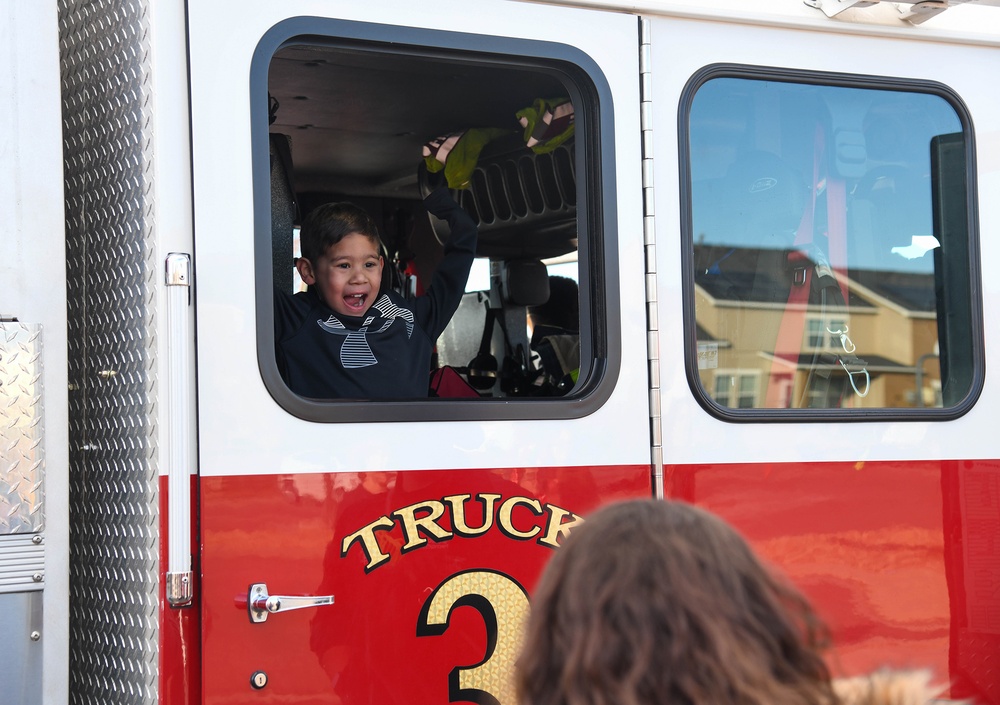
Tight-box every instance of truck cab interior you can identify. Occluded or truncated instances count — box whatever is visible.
[263,36,590,401]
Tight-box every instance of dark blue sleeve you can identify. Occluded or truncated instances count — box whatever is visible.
[415,187,478,339]
[274,288,310,342]
[274,288,313,382]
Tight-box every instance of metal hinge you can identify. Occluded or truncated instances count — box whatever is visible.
[639,17,664,498]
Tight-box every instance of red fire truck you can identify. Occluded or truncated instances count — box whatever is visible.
[3,0,999,703]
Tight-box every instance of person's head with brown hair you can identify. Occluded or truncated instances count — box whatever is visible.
[516,498,838,705]
[296,202,385,318]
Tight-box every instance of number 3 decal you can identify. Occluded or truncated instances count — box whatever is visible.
[417,570,530,705]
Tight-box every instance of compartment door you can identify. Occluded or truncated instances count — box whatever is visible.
[186,2,649,703]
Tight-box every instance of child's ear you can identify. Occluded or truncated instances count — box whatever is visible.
[295,257,316,285]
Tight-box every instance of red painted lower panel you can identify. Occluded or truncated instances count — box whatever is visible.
[198,465,651,705]
[162,459,999,704]
[665,458,1000,704]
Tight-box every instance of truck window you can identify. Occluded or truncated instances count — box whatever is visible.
[682,68,981,418]
[252,20,616,422]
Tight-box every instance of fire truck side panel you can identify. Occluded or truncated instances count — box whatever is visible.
[7,0,999,703]
[198,466,649,703]
[648,13,998,465]
[186,1,648,703]
[185,0,649,475]
[648,12,999,701]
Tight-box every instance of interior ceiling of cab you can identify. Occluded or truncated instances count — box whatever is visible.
[268,44,569,200]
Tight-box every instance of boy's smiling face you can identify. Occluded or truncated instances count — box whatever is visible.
[297,232,384,317]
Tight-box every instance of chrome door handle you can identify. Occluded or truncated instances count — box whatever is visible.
[245,582,334,623]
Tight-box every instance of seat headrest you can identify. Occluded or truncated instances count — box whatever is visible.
[502,260,549,306]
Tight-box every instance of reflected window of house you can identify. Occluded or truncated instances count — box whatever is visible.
[684,70,980,416]
[805,318,846,350]
[713,371,760,409]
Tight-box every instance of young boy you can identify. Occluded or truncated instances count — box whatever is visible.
[274,186,477,399]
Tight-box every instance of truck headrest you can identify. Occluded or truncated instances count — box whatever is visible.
[501,260,550,307]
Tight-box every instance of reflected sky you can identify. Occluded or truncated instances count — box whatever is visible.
[689,78,963,275]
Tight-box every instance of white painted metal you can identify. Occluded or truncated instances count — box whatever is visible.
[187,0,649,479]
[527,0,1000,41]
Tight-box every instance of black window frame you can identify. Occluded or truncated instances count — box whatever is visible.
[678,63,984,422]
[251,17,621,423]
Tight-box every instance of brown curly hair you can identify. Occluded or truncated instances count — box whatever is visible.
[515,499,839,705]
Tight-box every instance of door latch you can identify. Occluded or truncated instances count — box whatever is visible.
[243,583,335,624]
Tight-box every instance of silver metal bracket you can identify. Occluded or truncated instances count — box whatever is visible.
[805,0,995,23]
[896,0,951,23]
[165,252,192,287]
[804,0,879,17]
[166,571,194,607]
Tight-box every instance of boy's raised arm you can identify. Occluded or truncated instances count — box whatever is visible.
[417,187,478,338]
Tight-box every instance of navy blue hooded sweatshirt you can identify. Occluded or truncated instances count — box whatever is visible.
[274,187,477,399]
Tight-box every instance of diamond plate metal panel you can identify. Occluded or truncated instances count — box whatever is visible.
[58,0,159,702]
[0,323,44,537]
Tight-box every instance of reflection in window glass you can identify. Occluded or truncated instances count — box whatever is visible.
[713,371,760,409]
[688,76,975,411]
[806,318,846,350]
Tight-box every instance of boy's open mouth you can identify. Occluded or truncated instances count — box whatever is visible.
[344,293,368,310]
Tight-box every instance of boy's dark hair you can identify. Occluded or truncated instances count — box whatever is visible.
[516,498,838,705]
[528,275,579,331]
[299,202,382,262]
